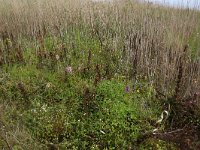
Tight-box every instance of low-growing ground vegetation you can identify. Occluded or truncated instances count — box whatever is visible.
[0,0,200,149]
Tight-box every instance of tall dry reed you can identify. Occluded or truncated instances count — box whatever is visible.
[0,0,199,98]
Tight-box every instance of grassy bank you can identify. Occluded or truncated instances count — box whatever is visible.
[0,0,200,149]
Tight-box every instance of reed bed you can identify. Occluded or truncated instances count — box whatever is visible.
[0,0,199,97]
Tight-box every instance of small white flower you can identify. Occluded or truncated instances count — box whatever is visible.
[55,54,60,60]
[41,104,47,112]
[46,82,51,88]
[65,66,73,74]
[31,109,37,113]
